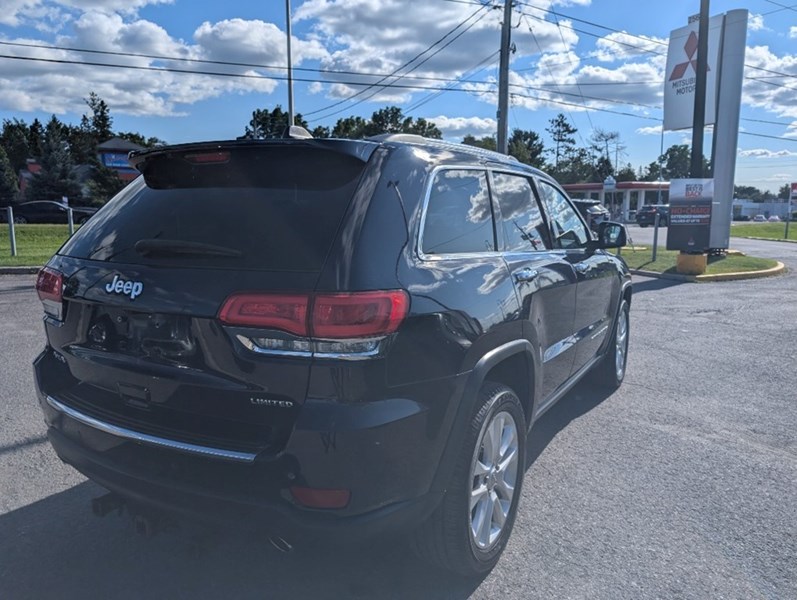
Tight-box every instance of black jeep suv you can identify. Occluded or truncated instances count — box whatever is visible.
[33,133,631,575]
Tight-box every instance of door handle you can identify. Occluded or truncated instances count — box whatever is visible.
[513,268,539,283]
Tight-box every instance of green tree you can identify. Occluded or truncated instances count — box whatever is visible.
[26,116,83,203]
[330,107,442,140]
[508,129,545,168]
[331,116,368,139]
[545,113,577,170]
[244,106,309,139]
[1,119,31,173]
[28,118,45,158]
[0,146,19,207]
[615,163,637,182]
[462,134,497,151]
[778,183,791,200]
[85,163,125,205]
[115,131,167,148]
[310,125,330,139]
[553,147,596,184]
[85,92,113,142]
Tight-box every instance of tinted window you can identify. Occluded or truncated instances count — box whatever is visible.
[536,180,589,249]
[59,147,366,272]
[422,170,494,255]
[492,173,549,252]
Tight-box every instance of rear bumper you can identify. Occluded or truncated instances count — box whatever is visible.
[34,349,463,541]
[45,425,441,542]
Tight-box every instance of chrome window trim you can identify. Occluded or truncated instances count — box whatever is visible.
[417,164,562,261]
[46,395,257,463]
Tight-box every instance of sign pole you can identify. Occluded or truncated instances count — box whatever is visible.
[690,0,710,179]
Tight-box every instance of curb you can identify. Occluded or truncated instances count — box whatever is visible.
[630,261,786,283]
[733,236,797,244]
[0,266,41,275]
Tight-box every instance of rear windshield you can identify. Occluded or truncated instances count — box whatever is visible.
[60,146,366,271]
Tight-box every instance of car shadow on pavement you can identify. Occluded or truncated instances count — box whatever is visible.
[525,379,614,469]
[0,480,484,600]
[630,276,684,295]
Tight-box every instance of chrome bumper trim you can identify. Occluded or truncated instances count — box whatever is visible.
[45,395,257,463]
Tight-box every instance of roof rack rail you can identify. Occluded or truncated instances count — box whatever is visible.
[367,133,519,163]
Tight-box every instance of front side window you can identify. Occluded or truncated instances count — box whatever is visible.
[536,180,589,249]
[492,172,549,252]
[421,169,494,255]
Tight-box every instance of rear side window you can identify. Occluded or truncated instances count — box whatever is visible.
[421,169,494,255]
[59,147,366,272]
[492,173,549,252]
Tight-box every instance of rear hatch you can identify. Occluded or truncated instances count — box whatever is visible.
[38,141,375,457]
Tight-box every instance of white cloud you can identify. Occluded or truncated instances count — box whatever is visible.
[748,14,767,32]
[0,12,297,117]
[591,32,668,63]
[790,27,797,39]
[743,46,797,120]
[738,148,797,158]
[294,0,577,107]
[636,126,662,135]
[430,115,497,140]
[194,19,328,66]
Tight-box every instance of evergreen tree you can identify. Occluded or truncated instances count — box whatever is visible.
[545,114,577,170]
[331,116,368,139]
[28,118,45,158]
[244,106,308,138]
[86,92,113,142]
[462,134,497,151]
[1,119,31,173]
[26,116,83,203]
[86,163,125,205]
[0,146,19,207]
[508,129,545,168]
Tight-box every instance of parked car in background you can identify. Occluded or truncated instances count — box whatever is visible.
[1,201,97,224]
[32,132,632,576]
[752,214,767,222]
[635,204,669,227]
[732,214,751,222]
[767,215,781,222]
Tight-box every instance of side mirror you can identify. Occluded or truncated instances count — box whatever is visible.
[595,221,627,249]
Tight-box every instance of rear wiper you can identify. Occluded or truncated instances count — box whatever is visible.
[134,239,242,258]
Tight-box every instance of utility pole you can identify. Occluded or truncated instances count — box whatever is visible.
[690,0,709,178]
[286,0,295,128]
[497,0,514,154]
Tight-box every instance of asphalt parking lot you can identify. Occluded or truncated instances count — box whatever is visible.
[1,236,796,599]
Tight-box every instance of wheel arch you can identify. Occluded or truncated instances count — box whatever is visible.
[430,339,538,493]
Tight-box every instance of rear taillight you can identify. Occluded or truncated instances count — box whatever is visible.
[312,291,409,338]
[218,293,309,336]
[36,267,64,321]
[219,290,409,357]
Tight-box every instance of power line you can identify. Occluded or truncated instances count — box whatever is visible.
[405,50,500,114]
[303,3,491,120]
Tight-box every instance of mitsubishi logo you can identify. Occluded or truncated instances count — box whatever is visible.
[669,31,710,81]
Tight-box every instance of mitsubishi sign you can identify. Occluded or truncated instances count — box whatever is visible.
[663,15,724,131]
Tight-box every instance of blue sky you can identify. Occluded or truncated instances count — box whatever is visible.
[0,0,795,192]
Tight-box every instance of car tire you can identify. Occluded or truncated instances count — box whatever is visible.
[412,382,525,576]
[13,216,27,224]
[592,298,630,390]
